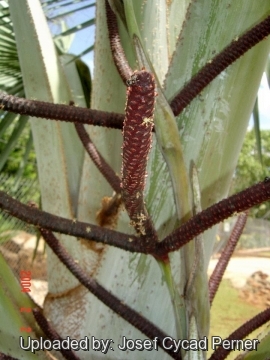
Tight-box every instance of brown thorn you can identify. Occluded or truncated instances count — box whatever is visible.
[0,190,147,253]
[155,179,270,256]
[209,307,270,360]
[105,0,133,83]
[75,123,121,193]
[32,308,80,360]
[0,354,19,360]
[170,16,270,116]
[208,211,248,305]
[0,92,124,129]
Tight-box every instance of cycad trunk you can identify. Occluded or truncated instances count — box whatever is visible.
[5,0,270,359]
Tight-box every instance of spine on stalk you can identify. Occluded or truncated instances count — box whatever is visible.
[121,70,158,250]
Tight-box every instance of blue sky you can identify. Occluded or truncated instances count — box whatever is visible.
[256,74,270,130]
[47,0,95,69]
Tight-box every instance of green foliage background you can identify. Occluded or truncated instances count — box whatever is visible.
[0,121,37,179]
[232,130,270,218]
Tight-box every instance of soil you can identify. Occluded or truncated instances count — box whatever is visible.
[208,256,270,307]
[208,256,270,288]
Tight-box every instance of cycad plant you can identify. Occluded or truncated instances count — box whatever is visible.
[0,1,270,359]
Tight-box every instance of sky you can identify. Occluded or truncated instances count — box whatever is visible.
[47,0,95,70]
[256,74,270,130]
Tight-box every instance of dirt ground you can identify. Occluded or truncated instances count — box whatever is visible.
[208,256,270,288]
